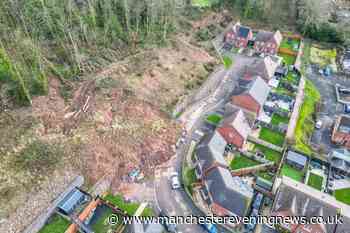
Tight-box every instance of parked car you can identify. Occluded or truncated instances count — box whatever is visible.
[345,104,350,114]
[170,172,181,189]
[315,120,323,129]
[159,211,178,233]
[200,223,218,233]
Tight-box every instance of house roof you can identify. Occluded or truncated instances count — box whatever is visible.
[221,109,251,140]
[57,188,85,214]
[255,30,283,45]
[329,149,350,171]
[286,150,308,167]
[272,177,350,233]
[205,166,253,217]
[196,132,227,171]
[247,76,271,107]
[248,56,279,81]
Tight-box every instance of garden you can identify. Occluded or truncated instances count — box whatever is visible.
[38,214,70,233]
[294,79,320,155]
[257,171,275,182]
[104,193,153,216]
[280,37,300,51]
[281,164,304,182]
[271,113,289,126]
[254,144,282,164]
[206,113,223,126]
[310,45,337,71]
[307,172,323,191]
[279,53,296,66]
[334,188,350,205]
[259,127,285,147]
[230,154,260,170]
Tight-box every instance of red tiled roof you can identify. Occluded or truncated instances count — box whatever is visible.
[217,126,244,148]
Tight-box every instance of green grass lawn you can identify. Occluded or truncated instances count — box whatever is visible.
[259,127,285,146]
[206,114,222,125]
[222,56,233,69]
[38,214,70,233]
[271,114,289,126]
[184,168,197,195]
[280,38,300,51]
[334,188,350,205]
[230,155,260,170]
[104,194,153,216]
[279,53,296,66]
[254,144,282,164]
[281,164,304,182]
[307,173,323,190]
[294,79,320,155]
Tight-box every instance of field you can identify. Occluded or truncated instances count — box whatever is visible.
[38,214,70,233]
[271,114,289,126]
[281,164,304,182]
[230,155,260,170]
[294,79,321,155]
[307,173,323,190]
[259,127,285,146]
[310,45,337,71]
[254,144,282,164]
[334,188,350,205]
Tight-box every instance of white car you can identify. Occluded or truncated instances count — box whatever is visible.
[315,120,323,129]
[170,172,181,189]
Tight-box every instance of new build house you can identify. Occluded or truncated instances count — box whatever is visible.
[217,109,252,149]
[224,22,253,48]
[244,56,280,83]
[254,30,283,55]
[231,76,271,118]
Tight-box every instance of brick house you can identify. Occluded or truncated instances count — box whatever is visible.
[224,22,253,48]
[244,56,280,83]
[254,30,283,55]
[231,76,271,118]
[332,115,350,149]
[217,109,251,149]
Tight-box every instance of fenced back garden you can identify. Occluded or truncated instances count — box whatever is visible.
[280,164,305,182]
[307,172,323,191]
[334,188,350,205]
[230,154,261,170]
[259,127,285,147]
[38,214,70,233]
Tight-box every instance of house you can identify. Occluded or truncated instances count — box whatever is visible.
[217,109,252,149]
[271,176,350,233]
[285,150,308,170]
[231,76,271,118]
[224,22,253,48]
[332,115,350,149]
[244,56,280,83]
[201,166,253,225]
[254,30,283,55]
[328,148,350,175]
[194,131,228,178]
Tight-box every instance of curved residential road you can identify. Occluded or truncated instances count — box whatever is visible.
[154,58,245,232]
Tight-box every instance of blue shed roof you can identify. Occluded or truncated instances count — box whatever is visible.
[58,188,85,214]
[286,150,307,167]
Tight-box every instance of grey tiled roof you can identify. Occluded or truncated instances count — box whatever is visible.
[247,76,271,106]
[196,132,227,171]
[273,183,338,233]
[205,167,253,216]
